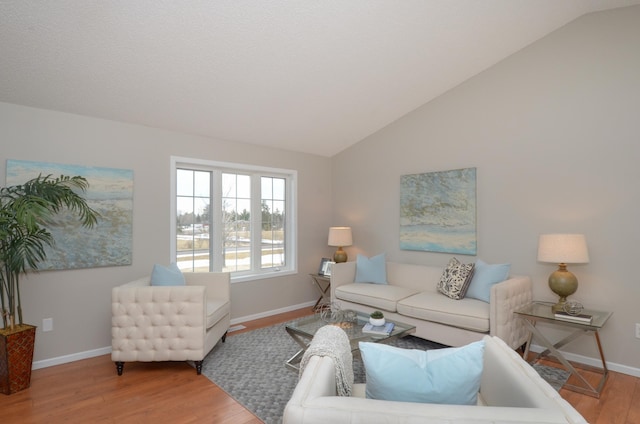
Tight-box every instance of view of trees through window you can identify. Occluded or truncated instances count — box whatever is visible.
[175,167,288,276]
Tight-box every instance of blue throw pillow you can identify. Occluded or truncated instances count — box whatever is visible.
[354,253,387,284]
[150,262,186,286]
[465,260,511,303]
[359,340,484,405]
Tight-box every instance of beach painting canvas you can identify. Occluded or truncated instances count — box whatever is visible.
[400,167,476,255]
[6,159,133,270]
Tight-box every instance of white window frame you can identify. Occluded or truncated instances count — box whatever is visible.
[170,156,297,283]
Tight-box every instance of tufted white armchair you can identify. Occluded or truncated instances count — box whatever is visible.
[111,272,230,375]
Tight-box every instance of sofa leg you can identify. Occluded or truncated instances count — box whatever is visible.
[222,330,228,343]
[115,361,124,376]
[195,360,203,375]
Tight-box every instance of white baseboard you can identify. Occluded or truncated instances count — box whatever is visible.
[32,301,316,370]
[229,300,315,326]
[32,346,112,370]
[529,343,640,378]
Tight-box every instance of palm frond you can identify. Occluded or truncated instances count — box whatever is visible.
[0,174,100,328]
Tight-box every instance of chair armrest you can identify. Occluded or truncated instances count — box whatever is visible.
[489,276,532,349]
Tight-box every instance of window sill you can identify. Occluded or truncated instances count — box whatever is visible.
[231,269,297,284]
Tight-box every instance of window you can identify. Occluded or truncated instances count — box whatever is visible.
[171,157,297,282]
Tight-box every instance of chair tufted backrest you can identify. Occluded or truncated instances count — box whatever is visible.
[111,279,207,362]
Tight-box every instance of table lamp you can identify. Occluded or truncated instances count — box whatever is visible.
[328,227,352,263]
[537,234,589,313]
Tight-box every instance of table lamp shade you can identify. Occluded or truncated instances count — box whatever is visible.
[328,227,352,263]
[537,234,589,313]
[537,234,589,264]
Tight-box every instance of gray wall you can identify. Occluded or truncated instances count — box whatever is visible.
[332,6,640,374]
[1,101,333,363]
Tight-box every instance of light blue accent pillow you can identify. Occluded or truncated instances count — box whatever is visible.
[150,262,186,286]
[354,253,387,284]
[466,260,511,303]
[359,340,485,405]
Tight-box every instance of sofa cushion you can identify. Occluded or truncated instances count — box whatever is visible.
[397,292,490,332]
[150,263,186,286]
[436,257,474,300]
[355,253,387,284]
[335,283,419,312]
[359,340,485,405]
[466,260,511,303]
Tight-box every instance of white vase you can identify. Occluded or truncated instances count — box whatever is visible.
[369,317,385,326]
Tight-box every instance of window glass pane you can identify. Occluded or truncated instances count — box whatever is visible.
[176,170,211,273]
[237,174,250,198]
[273,178,285,200]
[194,171,210,197]
[177,169,193,196]
[261,177,272,199]
[222,173,236,197]
[261,177,286,269]
[222,173,251,273]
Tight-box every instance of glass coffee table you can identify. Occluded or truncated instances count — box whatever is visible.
[285,310,416,371]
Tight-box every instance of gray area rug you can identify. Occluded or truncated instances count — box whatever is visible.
[533,363,571,391]
[201,321,569,424]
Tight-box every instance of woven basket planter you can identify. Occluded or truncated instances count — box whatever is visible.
[0,324,36,395]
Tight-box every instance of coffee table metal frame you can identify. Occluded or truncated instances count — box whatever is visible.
[284,311,416,371]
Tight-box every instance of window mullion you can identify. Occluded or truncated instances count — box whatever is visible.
[211,170,223,272]
[250,174,262,271]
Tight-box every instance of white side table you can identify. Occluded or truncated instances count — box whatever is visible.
[515,301,611,398]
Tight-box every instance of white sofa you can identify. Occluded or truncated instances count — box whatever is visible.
[331,261,532,349]
[111,272,230,375]
[283,335,587,424]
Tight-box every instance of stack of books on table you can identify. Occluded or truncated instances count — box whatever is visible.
[362,322,395,335]
[554,310,593,324]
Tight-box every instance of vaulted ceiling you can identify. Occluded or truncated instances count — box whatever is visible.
[1,1,638,157]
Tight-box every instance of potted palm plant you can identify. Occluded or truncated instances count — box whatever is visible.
[0,174,99,394]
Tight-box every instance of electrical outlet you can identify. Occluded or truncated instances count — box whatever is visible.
[636,323,640,339]
[43,318,53,332]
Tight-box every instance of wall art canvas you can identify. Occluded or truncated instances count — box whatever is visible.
[6,159,133,270]
[400,167,476,255]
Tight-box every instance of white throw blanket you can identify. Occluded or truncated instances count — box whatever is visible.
[299,325,354,396]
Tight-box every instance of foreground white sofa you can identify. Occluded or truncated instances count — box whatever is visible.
[331,261,532,349]
[111,272,230,375]
[283,335,587,424]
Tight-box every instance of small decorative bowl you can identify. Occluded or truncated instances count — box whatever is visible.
[369,317,386,326]
[563,300,584,316]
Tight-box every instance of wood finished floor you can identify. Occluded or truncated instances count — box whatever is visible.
[1,306,639,423]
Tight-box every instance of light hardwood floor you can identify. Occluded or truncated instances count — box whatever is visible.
[1,307,639,423]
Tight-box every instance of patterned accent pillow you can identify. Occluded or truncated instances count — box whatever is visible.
[437,257,475,300]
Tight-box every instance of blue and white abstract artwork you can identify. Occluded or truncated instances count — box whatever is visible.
[400,168,476,255]
[6,159,133,270]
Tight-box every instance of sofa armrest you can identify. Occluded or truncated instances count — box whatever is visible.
[285,341,580,424]
[489,275,533,349]
[330,262,357,303]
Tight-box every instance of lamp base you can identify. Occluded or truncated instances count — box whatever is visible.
[333,247,347,263]
[551,299,568,314]
[548,263,578,313]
